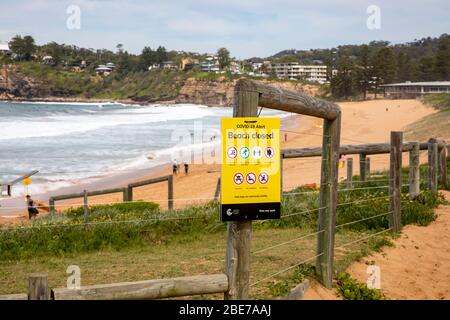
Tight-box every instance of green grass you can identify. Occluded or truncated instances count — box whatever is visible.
[336,272,386,300]
[0,169,445,298]
[423,93,450,110]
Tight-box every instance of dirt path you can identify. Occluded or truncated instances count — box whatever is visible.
[303,190,450,300]
[346,190,450,300]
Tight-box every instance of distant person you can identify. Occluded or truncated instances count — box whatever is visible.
[172,159,178,175]
[184,162,189,175]
[26,195,39,220]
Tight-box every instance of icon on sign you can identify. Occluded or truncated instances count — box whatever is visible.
[265,147,275,159]
[246,172,256,185]
[259,172,269,184]
[227,147,237,159]
[252,146,263,159]
[233,173,244,185]
[240,147,250,159]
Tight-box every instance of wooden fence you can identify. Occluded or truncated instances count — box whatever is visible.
[0,273,228,300]
[49,175,174,215]
[2,80,449,300]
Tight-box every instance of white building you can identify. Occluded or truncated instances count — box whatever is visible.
[0,43,10,54]
[381,81,450,99]
[269,63,328,83]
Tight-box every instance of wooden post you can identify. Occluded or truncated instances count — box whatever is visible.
[365,157,371,179]
[28,273,48,300]
[280,155,284,193]
[224,89,258,300]
[122,188,128,202]
[83,190,89,224]
[346,158,353,189]
[389,132,403,232]
[126,185,133,202]
[438,142,448,188]
[316,114,341,289]
[168,175,174,210]
[428,138,438,193]
[409,142,420,200]
[49,197,55,216]
[214,177,221,201]
[359,153,367,181]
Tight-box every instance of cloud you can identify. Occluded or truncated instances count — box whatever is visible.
[0,0,449,57]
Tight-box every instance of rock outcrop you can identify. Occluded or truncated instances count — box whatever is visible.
[175,77,319,106]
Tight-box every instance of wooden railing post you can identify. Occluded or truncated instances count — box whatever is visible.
[316,113,341,289]
[428,138,438,193]
[389,132,402,232]
[126,185,133,202]
[214,177,221,201]
[347,158,353,189]
[168,175,174,211]
[280,155,284,194]
[438,141,448,188]
[366,157,371,179]
[83,190,89,224]
[224,88,258,300]
[359,153,367,181]
[49,197,55,216]
[409,142,420,200]
[28,273,48,300]
[122,188,128,202]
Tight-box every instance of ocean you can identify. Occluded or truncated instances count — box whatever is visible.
[0,101,287,200]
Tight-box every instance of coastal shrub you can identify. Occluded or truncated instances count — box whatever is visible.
[0,168,444,261]
[336,272,386,300]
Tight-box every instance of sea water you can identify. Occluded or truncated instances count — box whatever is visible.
[0,101,287,198]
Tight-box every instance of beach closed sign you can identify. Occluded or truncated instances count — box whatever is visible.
[221,117,281,221]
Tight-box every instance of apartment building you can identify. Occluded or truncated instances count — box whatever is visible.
[269,63,328,83]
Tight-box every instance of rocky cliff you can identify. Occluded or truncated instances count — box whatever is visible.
[0,64,320,105]
[0,64,41,100]
[175,77,319,106]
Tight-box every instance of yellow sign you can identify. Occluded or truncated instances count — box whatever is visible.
[221,117,281,221]
[23,177,31,186]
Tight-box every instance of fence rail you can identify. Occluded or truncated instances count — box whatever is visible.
[48,175,174,215]
[0,273,228,300]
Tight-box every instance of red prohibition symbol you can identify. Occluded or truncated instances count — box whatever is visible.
[227,147,237,159]
[259,172,269,184]
[246,172,256,184]
[233,172,244,185]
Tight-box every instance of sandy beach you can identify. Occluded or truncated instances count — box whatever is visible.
[0,98,437,224]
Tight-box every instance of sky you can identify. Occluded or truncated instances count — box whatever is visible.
[0,0,449,59]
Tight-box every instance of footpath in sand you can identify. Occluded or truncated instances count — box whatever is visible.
[304,191,450,300]
[346,190,450,300]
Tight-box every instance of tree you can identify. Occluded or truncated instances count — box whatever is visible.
[371,47,397,96]
[331,53,356,99]
[434,35,450,80]
[217,47,231,70]
[116,43,124,54]
[139,46,156,71]
[354,45,373,100]
[155,46,168,64]
[396,51,413,82]
[22,36,36,60]
[416,56,435,81]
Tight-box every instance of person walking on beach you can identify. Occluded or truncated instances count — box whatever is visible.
[172,159,178,175]
[184,162,189,175]
[26,195,39,220]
